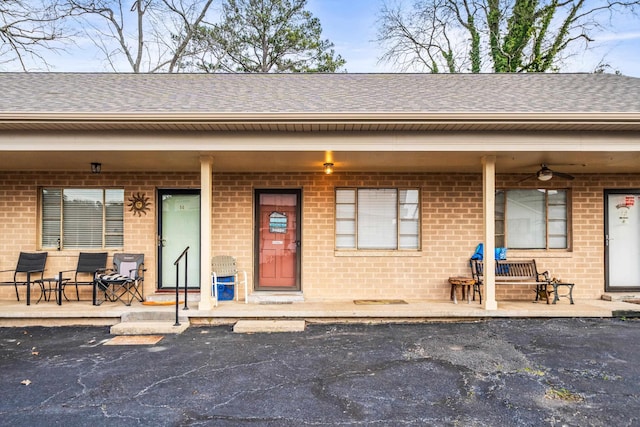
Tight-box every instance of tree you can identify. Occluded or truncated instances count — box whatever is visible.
[0,0,73,71]
[67,0,214,72]
[182,0,345,72]
[376,0,640,73]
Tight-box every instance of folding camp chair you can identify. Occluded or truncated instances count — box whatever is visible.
[211,255,248,306]
[0,252,48,305]
[94,253,145,306]
[58,252,108,302]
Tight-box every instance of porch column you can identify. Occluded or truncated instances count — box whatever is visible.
[199,156,213,311]
[482,156,498,310]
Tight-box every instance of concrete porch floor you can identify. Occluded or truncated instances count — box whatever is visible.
[1,297,639,327]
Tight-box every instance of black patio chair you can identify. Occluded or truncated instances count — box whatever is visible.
[59,252,108,302]
[94,253,145,306]
[0,252,48,304]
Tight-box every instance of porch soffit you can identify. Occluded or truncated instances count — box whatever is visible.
[2,116,640,174]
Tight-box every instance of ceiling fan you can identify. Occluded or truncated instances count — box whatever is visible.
[521,164,575,182]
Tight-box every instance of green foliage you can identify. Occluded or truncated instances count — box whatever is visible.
[377,0,640,73]
[182,0,345,73]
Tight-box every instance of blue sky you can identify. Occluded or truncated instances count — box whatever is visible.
[26,0,640,76]
[308,0,640,77]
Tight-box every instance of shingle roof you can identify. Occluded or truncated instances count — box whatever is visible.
[2,72,640,114]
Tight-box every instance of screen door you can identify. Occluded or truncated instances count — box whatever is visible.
[158,189,200,290]
[605,190,640,291]
[255,189,301,290]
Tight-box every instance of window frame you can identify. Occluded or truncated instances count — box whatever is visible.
[335,187,421,251]
[39,187,125,250]
[495,188,571,251]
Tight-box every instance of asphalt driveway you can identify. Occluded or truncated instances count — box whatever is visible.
[1,318,639,426]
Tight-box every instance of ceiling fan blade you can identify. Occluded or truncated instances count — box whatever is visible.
[553,171,575,180]
[517,174,535,183]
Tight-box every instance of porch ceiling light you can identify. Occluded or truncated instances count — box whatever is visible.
[91,162,102,174]
[323,162,334,175]
[536,168,553,181]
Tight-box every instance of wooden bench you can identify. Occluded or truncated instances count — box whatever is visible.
[469,259,552,304]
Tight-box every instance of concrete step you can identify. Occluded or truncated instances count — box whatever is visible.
[110,320,190,335]
[233,320,306,333]
[110,310,190,335]
[248,292,304,304]
[602,293,640,302]
[121,310,189,322]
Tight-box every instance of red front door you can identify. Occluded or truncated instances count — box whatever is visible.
[255,190,301,290]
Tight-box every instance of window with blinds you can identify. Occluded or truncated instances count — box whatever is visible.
[495,188,569,250]
[335,188,420,250]
[41,188,124,249]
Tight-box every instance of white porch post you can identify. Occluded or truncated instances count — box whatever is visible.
[199,156,213,311]
[482,156,498,310]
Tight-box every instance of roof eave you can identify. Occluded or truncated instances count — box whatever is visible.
[1,112,640,125]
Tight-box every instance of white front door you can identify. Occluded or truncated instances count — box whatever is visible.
[158,189,201,290]
[605,190,640,291]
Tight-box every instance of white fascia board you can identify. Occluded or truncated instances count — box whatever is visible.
[2,130,640,153]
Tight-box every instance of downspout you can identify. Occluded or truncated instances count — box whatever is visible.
[482,156,498,310]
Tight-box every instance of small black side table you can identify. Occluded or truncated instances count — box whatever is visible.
[38,275,69,305]
[551,282,575,304]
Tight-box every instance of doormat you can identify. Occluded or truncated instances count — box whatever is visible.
[354,299,408,305]
[104,335,164,346]
[142,301,184,306]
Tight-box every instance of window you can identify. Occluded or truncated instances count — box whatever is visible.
[336,188,420,250]
[41,188,124,249]
[495,189,569,249]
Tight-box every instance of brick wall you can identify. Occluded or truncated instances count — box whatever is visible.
[1,170,638,302]
[0,171,198,300]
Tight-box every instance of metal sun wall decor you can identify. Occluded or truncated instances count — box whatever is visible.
[128,192,151,216]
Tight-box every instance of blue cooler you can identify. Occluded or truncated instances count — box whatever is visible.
[213,275,235,301]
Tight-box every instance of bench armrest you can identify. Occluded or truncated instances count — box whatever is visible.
[537,270,551,282]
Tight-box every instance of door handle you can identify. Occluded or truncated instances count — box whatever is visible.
[158,236,166,247]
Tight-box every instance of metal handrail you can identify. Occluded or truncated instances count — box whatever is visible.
[174,246,190,265]
[173,246,189,326]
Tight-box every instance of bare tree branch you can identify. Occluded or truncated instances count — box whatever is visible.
[68,0,215,72]
[1,0,75,71]
[377,0,640,73]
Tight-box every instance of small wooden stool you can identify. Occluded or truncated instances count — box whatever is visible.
[448,277,476,304]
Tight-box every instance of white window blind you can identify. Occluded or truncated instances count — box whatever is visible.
[41,188,124,249]
[399,189,420,249]
[336,188,420,250]
[41,189,62,248]
[358,189,397,249]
